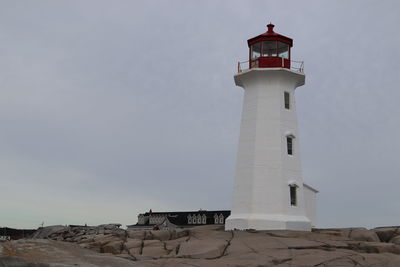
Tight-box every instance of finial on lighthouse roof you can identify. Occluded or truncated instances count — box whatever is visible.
[267,23,275,33]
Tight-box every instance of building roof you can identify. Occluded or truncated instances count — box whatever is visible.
[303,183,319,193]
[142,210,230,216]
[131,210,231,227]
[247,24,293,47]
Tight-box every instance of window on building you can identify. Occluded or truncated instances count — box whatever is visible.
[290,185,297,206]
[219,214,224,224]
[214,214,219,224]
[197,214,202,224]
[188,215,192,224]
[284,92,290,109]
[138,215,144,225]
[287,136,293,155]
[202,214,207,224]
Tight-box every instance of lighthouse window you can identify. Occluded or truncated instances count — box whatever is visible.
[290,185,297,206]
[284,92,290,109]
[278,42,289,59]
[287,136,293,155]
[251,43,261,59]
[262,41,277,57]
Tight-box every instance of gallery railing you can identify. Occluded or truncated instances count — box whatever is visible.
[237,58,304,73]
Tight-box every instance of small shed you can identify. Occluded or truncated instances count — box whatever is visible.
[303,183,319,227]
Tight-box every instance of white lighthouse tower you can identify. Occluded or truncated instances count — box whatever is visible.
[225,24,314,231]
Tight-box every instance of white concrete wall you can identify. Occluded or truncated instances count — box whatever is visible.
[303,184,318,227]
[226,68,311,231]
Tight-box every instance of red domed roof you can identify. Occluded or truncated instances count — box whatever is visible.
[247,24,293,47]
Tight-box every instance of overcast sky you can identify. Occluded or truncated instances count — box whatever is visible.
[1,0,399,229]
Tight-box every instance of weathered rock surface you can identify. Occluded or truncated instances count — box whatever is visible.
[347,228,381,242]
[0,256,50,267]
[391,235,400,245]
[2,224,400,266]
[374,226,400,242]
[0,239,143,266]
[102,240,124,254]
[30,225,68,239]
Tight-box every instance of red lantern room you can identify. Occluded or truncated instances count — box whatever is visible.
[247,24,292,69]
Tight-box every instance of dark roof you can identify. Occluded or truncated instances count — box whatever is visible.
[247,24,293,47]
[136,210,231,227]
[0,227,37,239]
[142,210,230,216]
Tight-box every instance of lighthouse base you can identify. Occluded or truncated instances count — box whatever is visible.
[225,213,311,231]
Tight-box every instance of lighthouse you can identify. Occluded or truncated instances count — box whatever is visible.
[225,24,316,231]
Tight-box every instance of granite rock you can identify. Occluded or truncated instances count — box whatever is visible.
[6,224,400,266]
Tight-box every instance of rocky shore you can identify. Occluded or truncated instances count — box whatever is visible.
[1,224,400,266]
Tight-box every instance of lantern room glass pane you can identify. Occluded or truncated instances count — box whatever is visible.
[278,42,289,59]
[251,42,261,59]
[262,41,277,57]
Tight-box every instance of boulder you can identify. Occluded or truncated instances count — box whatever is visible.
[0,256,50,267]
[111,228,127,239]
[273,237,325,249]
[150,230,171,241]
[143,240,163,247]
[128,247,141,256]
[312,228,344,237]
[135,255,157,261]
[141,246,168,258]
[289,249,362,267]
[141,240,167,258]
[93,234,121,246]
[101,240,123,254]
[348,228,380,242]
[363,253,400,267]
[391,235,400,245]
[374,227,400,242]
[9,224,400,266]
[273,229,349,242]
[31,225,69,239]
[124,239,143,250]
[1,239,140,266]
[115,253,136,261]
[124,239,143,256]
[98,224,122,230]
[78,242,101,253]
[188,225,228,240]
[172,229,189,239]
[227,231,286,256]
[356,242,400,254]
[127,230,146,240]
[177,239,227,259]
[164,237,188,252]
[77,235,96,244]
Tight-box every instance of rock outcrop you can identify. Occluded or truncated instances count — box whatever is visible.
[2,224,400,266]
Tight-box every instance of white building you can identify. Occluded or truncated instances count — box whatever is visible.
[225,24,318,231]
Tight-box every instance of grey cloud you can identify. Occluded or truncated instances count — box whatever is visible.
[0,0,399,228]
